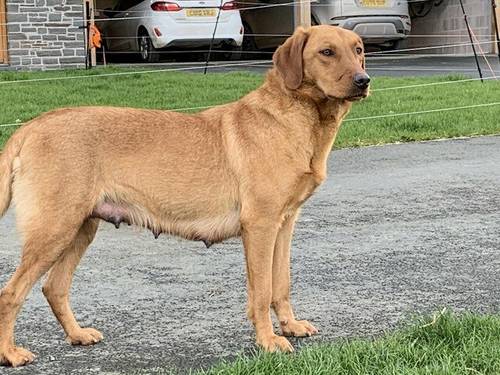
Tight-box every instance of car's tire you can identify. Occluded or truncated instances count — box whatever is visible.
[393,38,409,51]
[138,31,160,63]
[222,43,242,61]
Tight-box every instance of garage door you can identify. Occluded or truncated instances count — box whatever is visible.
[0,0,7,63]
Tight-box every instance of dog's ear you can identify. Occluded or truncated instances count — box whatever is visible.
[273,27,309,90]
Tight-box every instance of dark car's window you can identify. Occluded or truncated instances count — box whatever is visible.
[114,0,143,12]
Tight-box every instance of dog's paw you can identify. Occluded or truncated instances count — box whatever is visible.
[256,333,294,353]
[66,327,104,346]
[280,319,319,337]
[0,345,35,367]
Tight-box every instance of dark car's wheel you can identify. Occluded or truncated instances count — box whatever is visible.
[138,30,160,63]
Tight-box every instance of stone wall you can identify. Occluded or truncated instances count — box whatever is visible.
[6,0,85,69]
[409,0,495,55]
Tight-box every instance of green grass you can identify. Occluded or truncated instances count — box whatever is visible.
[1,68,499,149]
[194,311,500,375]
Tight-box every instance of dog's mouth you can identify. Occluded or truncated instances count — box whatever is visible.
[326,89,369,102]
[344,89,369,102]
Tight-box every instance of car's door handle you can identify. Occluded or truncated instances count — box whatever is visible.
[124,12,129,16]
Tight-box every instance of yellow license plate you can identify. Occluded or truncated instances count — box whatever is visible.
[186,8,217,16]
[361,0,387,7]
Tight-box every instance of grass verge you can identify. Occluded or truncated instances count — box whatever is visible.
[195,311,500,375]
[1,68,499,149]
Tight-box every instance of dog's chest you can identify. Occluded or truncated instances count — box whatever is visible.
[286,170,325,213]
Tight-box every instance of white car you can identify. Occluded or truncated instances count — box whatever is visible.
[100,0,244,63]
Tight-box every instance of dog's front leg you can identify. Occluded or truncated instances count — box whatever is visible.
[241,218,294,352]
[271,211,319,338]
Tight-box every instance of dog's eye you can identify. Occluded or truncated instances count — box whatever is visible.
[320,49,334,57]
[356,47,363,54]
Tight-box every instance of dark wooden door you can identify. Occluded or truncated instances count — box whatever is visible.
[0,0,7,64]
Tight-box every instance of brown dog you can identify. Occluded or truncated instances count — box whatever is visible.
[0,25,369,367]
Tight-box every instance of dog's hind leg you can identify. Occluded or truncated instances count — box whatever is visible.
[42,218,102,346]
[0,221,80,367]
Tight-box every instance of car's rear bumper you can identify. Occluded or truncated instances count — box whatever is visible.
[148,14,244,49]
[164,37,242,48]
[332,16,411,43]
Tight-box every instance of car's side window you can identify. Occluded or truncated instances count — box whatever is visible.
[114,0,142,12]
[131,0,144,8]
[126,0,142,10]
[113,0,123,11]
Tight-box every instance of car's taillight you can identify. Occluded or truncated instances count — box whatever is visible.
[221,1,238,10]
[151,1,182,11]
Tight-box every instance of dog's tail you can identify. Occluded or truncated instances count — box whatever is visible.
[0,126,28,218]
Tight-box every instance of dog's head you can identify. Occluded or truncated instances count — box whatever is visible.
[273,25,370,101]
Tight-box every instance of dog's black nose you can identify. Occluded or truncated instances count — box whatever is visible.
[353,73,371,89]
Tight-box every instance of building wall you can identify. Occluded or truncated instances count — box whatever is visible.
[6,0,85,69]
[409,0,495,55]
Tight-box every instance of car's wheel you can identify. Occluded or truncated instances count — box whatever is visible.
[222,43,242,61]
[393,38,409,51]
[138,31,160,63]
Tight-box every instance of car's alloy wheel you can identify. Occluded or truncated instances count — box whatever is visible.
[139,33,160,63]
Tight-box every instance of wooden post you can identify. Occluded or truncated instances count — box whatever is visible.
[294,0,311,29]
[89,0,96,67]
[0,0,8,64]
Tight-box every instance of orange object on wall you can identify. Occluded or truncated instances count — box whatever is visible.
[89,24,102,49]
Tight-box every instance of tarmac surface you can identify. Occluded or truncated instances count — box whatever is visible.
[107,56,500,78]
[0,135,499,374]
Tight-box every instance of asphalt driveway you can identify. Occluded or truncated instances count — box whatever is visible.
[0,135,499,374]
[108,56,500,78]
